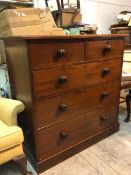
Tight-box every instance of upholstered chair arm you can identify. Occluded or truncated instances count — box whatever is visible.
[0,98,25,126]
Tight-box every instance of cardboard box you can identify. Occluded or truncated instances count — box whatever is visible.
[0,8,64,37]
[0,25,65,37]
[0,8,57,31]
[62,13,82,26]
[50,28,65,35]
[57,12,82,27]
[0,8,40,29]
[39,8,57,28]
[0,40,6,64]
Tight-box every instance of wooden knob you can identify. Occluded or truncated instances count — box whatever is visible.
[60,131,68,139]
[58,76,67,84]
[102,67,110,76]
[100,115,107,122]
[59,104,67,112]
[104,43,112,52]
[57,49,66,58]
[101,91,109,98]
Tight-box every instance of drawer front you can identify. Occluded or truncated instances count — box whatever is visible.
[32,59,122,98]
[33,81,120,129]
[86,39,124,61]
[27,41,84,70]
[36,107,118,160]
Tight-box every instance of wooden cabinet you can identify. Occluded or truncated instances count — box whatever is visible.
[4,35,124,174]
[111,27,131,49]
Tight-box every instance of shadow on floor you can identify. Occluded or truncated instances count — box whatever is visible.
[0,161,23,175]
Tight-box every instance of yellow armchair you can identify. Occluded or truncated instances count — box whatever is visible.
[0,98,30,175]
[0,98,25,126]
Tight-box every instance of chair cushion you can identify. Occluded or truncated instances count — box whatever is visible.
[0,120,24,152]
[0,144,24,165]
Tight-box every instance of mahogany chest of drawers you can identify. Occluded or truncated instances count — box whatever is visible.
[4,35,124,174]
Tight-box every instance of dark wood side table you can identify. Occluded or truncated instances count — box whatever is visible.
[111,27,131,49]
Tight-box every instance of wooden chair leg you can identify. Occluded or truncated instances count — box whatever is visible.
[124,90,131,122]
[13,154,32,175]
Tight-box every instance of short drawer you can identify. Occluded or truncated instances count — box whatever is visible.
[85,39,124,61]
[33,81,120,129]
[32,59,122,98]
[36,107,118,161]
[27,40,84,70]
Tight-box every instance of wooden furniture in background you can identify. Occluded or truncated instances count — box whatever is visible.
[3,35,124,174]
[111,27,131,49]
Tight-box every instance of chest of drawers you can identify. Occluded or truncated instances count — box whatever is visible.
[4,35,124,174]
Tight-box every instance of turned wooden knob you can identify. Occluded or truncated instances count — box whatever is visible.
[100,115,107,122]
[57,49,66,58]
[58,76,67,84]
[59,104,67,112]
[101,91,109,98]
[102,67,110,76]
[60,131,68,139]
[104,43,112,52]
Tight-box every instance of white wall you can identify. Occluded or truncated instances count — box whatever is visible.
[90,0,131,6]
[35,0,131,33]
[81,0,131,33]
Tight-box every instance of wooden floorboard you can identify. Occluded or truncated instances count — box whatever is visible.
[80,148,120,175]
[43,155,103,175]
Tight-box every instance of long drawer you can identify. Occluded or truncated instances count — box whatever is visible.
[85,39,123,62]
[27,40,84,70]
[36,106,118,161]
[33,81,120,129]
[32,59,122,98]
